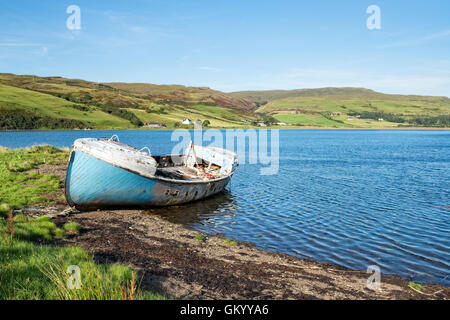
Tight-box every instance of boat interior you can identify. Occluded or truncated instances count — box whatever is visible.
[153,155,222,181]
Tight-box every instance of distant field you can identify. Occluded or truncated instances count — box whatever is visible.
[255,94,450,115]
[232,87,450,128]
[274,113,349,127]
[127,104,248,128]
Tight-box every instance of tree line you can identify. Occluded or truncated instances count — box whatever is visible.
[0,109,88,130]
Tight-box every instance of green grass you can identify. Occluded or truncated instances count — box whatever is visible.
[224,238,237,246]
[0,145,68,215]
[195,233,206,242]
[0,214,166,299]
[0,84,134,130]
[63,222,81,234]
[408,281,424,292]
[260,96,450,116]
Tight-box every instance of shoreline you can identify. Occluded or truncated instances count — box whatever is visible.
[18,203,449,299]
[1,127,450,133]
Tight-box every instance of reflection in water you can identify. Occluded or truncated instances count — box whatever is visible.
[144,189,238,226]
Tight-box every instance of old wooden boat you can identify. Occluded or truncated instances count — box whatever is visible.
[65,136,238,210]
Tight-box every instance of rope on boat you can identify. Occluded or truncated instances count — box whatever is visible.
[189,141,214,180]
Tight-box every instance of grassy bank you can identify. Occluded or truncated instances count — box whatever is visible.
[0,146,166,300]
[0,145,68,214]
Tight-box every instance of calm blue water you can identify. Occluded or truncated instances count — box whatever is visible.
[1,129,449,286]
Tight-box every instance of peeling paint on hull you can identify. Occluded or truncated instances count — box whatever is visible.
[65,150,232,210]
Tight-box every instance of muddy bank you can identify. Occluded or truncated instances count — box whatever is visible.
[16,161,449,300]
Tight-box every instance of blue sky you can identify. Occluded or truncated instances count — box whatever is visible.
[0,0,449,96]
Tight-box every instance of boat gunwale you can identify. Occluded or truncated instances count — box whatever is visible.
[68,149,238,185]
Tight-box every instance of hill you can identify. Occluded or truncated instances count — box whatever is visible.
[231,87,378,104]
[0,73,256,130]
[231,87,450,128]
[105,82,255,111]
[1,73,449,130]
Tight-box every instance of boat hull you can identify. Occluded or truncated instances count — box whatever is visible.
[65,150,232,210]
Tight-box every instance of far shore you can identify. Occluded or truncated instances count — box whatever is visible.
[1,126,450,133]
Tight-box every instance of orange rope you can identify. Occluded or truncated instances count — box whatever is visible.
[190,142,213,180]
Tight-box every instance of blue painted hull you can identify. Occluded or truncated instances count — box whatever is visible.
[65,150,231,209]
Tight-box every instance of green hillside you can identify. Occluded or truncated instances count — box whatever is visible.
[231,87,450,128]
[0,73,256,130]
[0,73,449,130]
[0,84,134,130]
[231,87,378,104]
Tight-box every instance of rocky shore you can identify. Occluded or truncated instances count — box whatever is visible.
[16,205,447,300]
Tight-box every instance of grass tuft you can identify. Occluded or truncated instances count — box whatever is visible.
[195,233,206,242]
[224,238,237,246]
[35,216,52,223]
[13,214,29,223]
[409,281,424,292]
[63,222,81,234]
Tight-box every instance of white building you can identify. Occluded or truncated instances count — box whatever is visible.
[182,118,192,125]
